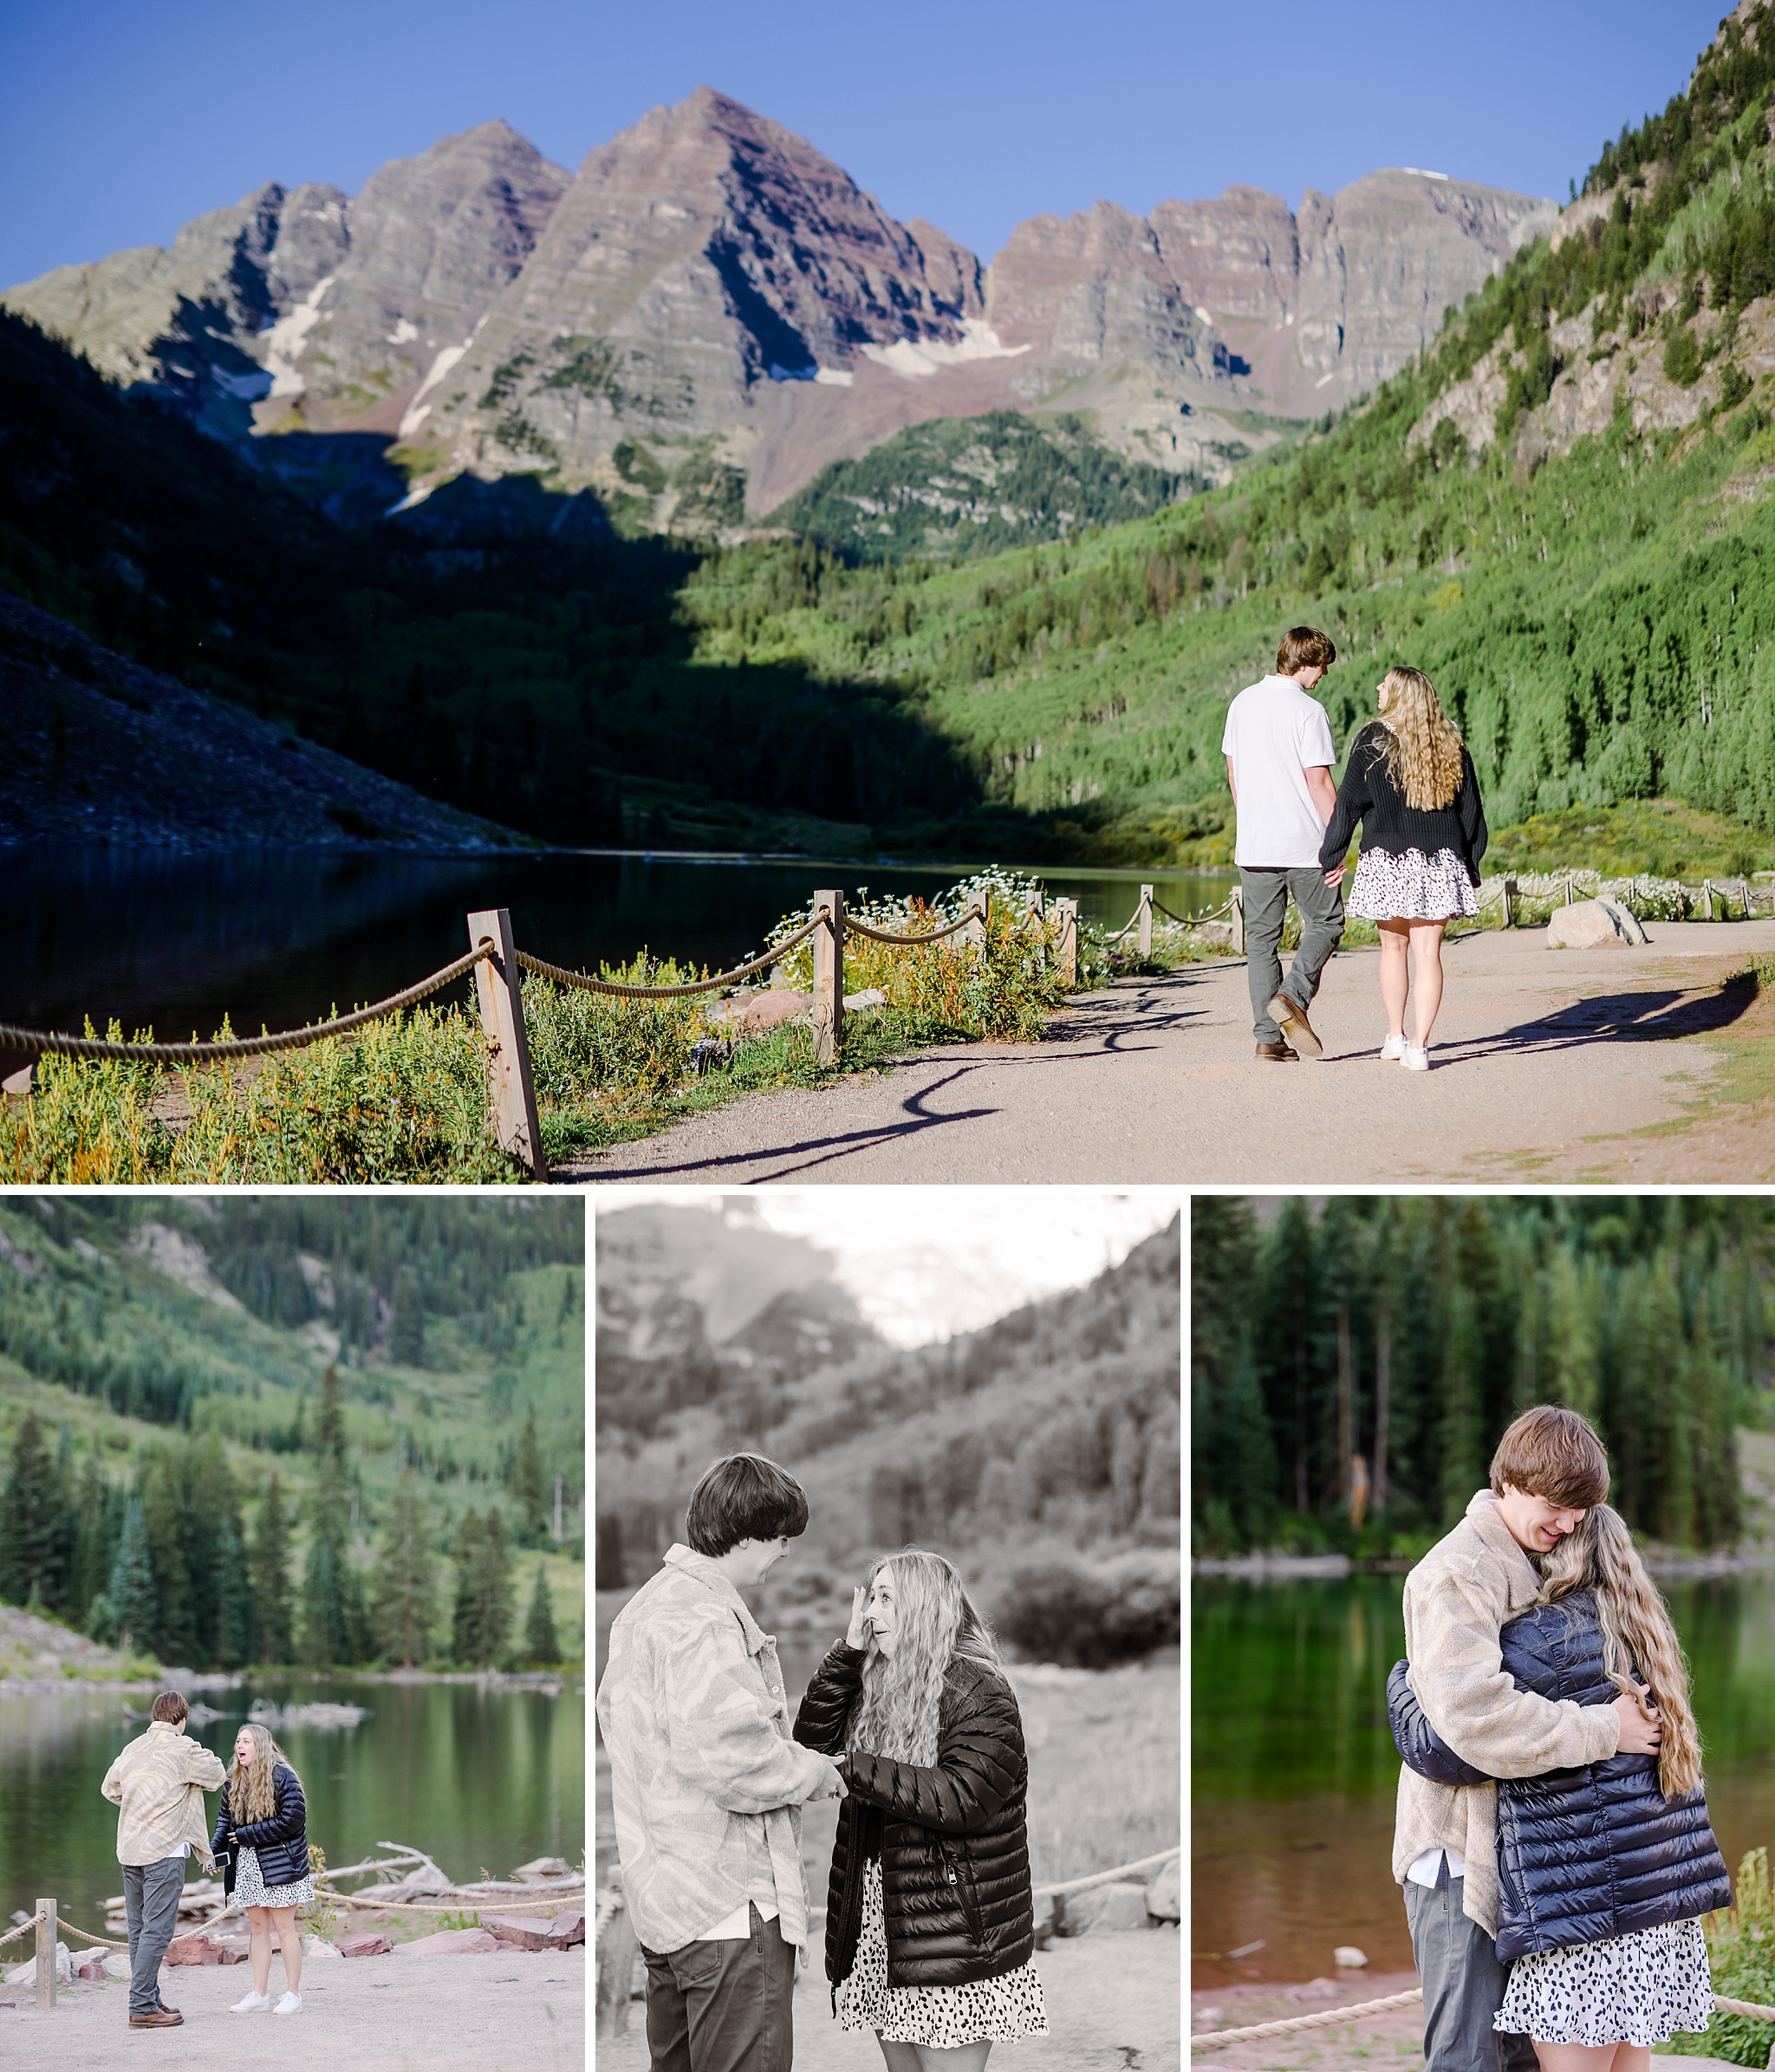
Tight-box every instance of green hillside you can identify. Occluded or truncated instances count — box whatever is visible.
[673,4,1775,869]
[0,1197,585,1670]
[771,411,1192,562]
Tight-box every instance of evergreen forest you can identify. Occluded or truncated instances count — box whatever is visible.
[0,1197,583,1670]
[1191,1195,1772,1556]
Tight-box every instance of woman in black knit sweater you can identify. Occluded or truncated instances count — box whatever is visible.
[1320,666,1487,1071]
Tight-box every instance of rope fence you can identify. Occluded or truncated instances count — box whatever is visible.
[1192,1984,1775,2052]
[1033,1846,1180,1900]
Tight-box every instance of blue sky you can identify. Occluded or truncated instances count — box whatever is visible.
[0,1,1730,289]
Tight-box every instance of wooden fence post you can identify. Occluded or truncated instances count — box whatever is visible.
[595,1891,639,2038]
[1137,885,1154,959]
[1702,880,1715,920]
[1501,878,1517,929]
[1025,887,1045,928]
[466,910,545,1180]
[1229,885,1245,954]
[812,890,845,1065]
[1740,877,1752,919]
[1055,899,1078,986]
[36,1896,55,2009]
[966,890,989,958]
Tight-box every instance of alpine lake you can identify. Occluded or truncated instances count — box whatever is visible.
[0,1674,585,1939]
[6,846,1239,1065]
[1192,1572,1775,1988]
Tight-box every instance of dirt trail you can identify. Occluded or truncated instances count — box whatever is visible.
[0,1945,583,2072]
[1191,1972,1743,2072]
[599,1932,1180,2072]
[563,922,1775,1185]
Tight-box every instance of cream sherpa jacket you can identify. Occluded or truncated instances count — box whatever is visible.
[101,1720,225,1867]
[1395,1490,1622,1935]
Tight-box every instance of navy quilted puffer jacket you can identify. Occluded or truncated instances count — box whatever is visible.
[1389,1590,1731,1961]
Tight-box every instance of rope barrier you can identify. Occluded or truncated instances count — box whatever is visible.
[0,1912,42,1949]
[327,1887,586,1916]
[0,947,492,1063]
[1191,1985,1775,2052]
[1153,893,1238,927]
[1034,1847,1180,1900]
[59,1921,130,1949]
[844,905,985,947]
[515,916,823,1000]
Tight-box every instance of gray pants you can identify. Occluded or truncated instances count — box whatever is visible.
[1240,866,1345,1042]
[1403,1859,1538,2072]
[123,1854,185,2017]
[641,1904,795,2072]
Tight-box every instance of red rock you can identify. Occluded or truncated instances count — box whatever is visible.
[397,1927,501,1955]
[338,1932,393,1958]
[485,1914,557,1952]
[75,1958,107,1981]
[166,1934,223,1965]
[545,1911,585,1948]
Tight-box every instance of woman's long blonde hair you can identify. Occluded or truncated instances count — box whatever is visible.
[1375,666,1466,810]
[229,1721,296,1824]
[848,1549,1005,1765]
[1539,1504,1703,1799]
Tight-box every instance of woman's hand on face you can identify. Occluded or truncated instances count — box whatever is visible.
[845,1586,871,1651]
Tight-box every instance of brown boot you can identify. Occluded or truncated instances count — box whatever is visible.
[157,2003,179,2018]
[1254,1039,1298,1061]
[1268,993,1323,1058]
[129,2007,184,2027]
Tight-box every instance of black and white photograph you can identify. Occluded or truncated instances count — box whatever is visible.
[594,1189,1181,2070]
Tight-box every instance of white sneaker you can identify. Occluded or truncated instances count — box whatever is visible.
[272,1992,302,2015]
[1403,1045,1431,1072]
[231,1990,272,2012]
[1379,1033,1406,1061]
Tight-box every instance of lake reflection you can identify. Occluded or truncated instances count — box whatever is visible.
[6,846,1238,1068]
[0,1677,585,1934]
[1192,1573,1775,1986]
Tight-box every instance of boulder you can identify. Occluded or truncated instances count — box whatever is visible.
[1334,1945,1369,1968]
[398,1926,502,1955]
[75,1958,107,1981]
[1055,1881,1151,1935]
[1031,1893,1057,1950]
[511,1857,574,1883]
[1545,897,1648,949]
[1290,1978,1341,2001]
[338,1932,394,1958]
[102,1953,132,1982]
[485,1914,562,1952]
[300,1934,345,1963]
[5,1942,72,1987]
[545,1910,586,1949]
[166,1933,234,1965]
[1145,1859,1181,1923]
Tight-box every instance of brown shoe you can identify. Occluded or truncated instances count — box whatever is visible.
[157,2003,179,2018]
[1254,1039,1299,1061]
[1269,994,1323,1058]
[129,2008,184,2027]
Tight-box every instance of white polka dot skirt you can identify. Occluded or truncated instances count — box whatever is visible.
[1495,1918,1714,2048]
[233,1845,315,1911]
[836,1857,1049,2047]
[1347,845,1479,921]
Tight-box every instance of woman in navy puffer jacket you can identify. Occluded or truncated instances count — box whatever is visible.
[1391,1504,1730,2071]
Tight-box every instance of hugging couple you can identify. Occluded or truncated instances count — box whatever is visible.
[596,1453,1046,2072]
[1394,1406,1730,2072]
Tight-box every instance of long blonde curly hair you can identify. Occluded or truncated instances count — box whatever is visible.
[1539,1504,1703,1800]
[1375,666,1466,810]
[229,1721,296,1824]
[848,1549,1005,1765]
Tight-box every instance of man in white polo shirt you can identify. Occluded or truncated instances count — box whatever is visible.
[1221,626,1343,1060]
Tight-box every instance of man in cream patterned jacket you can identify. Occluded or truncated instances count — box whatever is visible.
[598,1453,846,2072]
[1396,1407,1664,2072]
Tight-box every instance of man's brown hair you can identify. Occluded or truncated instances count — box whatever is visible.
[150,1691,189,1725]
[1277,627,1337,674]
[1489,1406,1609,1509]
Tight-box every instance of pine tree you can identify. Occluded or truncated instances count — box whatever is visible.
[108,1495,156,1655]
[521,1560,559,1667]
[370,1473,435,1666]
[506,1408,548,1543]
[139,1448,195,1663]
[301,1366,360,1666]
[0,1411,74,1610]
[249,1476,295,1665]
[1438,1289,1485,1529]
[213,1514,255,1667]
[452,1509,514,1666]
[392,1270,426,1367]
[301,1529,351,1666]
[67,1453,120,1627]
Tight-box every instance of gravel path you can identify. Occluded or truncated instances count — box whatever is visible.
[599,1930,1179,2072]
[564,922,1775,1185]
[0,1945,583,2072]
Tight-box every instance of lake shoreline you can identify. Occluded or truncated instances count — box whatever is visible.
[0,1667,584,1697]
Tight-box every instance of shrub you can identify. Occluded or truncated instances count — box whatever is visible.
[1665,1847,1775,2068]
[993,1549,1180,1668]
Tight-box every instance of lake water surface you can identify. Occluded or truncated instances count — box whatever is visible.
[0,1675,584,1938]
[1192,1574,1775,1988]
[7,847,1238,1064]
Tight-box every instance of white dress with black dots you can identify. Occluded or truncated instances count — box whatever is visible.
[233,1845,315,1911]
[836,1857,1049,2047]
[1495,1919,1713,2047]
[1347,845,1479,921]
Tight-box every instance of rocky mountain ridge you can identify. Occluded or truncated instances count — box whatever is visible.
[5,91,1555,531]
